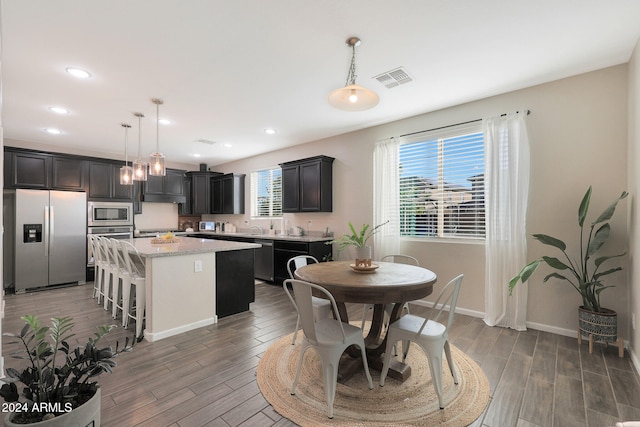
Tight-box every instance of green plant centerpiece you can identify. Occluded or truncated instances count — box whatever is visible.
[328,221,388,267]
[509,186,628,353]
[0,315,134,425]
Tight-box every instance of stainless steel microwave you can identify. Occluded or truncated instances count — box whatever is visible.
[87,201,133,227]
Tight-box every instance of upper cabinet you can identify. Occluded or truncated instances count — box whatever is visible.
[142,168,186,203]
[280,155,334,212]
[211,173,245,214]
[4,148,85,192]
[187,171,219,214]
[87,161,132,201]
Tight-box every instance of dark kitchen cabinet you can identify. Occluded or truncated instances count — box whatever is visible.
[179,174,192,215]
[52,156,86,191]
[280,156,333,212]
[211,173,245,214]
[187,171,221,214]
[215,249,255,318]
[6,151,51,189]
[142,168,186,203]
[4,148,86,192]
[88,161,132,201]
[273,240,332,285]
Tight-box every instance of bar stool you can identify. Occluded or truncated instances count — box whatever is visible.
[89,235,105,303]
[100,237,119,312]
[118,240,146,339]
[110,238,131,321]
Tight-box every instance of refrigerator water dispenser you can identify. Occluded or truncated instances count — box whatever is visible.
[23,224,42,243]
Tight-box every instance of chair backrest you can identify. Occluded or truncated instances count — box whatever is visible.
[98,236,115,265]
[284,279,346,344]
[381,254,419,266]
[418,274,464,335]
[110,238,129,273]
[118,240,145,278]
[286,255,319,279]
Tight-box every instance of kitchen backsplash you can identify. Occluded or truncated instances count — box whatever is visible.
[134,202,179,231]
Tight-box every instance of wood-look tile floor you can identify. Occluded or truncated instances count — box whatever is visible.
[2,282,640,426]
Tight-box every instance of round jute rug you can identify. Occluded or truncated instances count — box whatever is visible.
[256,333,490,426]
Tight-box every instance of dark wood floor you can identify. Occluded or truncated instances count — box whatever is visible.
[3,282,640,426]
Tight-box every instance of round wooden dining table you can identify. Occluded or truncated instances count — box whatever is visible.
[294,260,437,381]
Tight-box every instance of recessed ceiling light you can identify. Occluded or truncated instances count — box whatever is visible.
[65,67,91,79]
[193,153,201,158]
[48,106,69,114]
[158,119,172,125]
[264,128,277,135]
[45,128,62,135]
[223,143,233,148]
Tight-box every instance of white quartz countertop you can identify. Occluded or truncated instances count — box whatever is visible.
[131,236,259,258]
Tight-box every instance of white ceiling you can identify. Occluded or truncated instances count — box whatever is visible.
[2,1,640,167]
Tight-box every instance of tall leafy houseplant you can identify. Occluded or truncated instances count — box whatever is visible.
[509,186,628,313]
[1,315,133,424]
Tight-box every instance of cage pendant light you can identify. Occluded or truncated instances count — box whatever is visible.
[119,123,133,185]
[149,98,166,176]
[132,112,148,181]
[328,36,379,111]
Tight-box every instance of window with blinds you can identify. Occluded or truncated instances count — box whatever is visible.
[399,123,485,239]
[251,167,282,217]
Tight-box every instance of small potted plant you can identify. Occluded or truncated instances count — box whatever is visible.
[328,221,388,266]
[1,315,134,425]
[509,186,628,355]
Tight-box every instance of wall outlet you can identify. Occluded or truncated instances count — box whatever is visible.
[633,313,636,331]
[194,260,203,272]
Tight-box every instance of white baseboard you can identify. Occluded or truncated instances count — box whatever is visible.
[409,301,637,363]
[144,317,217,342]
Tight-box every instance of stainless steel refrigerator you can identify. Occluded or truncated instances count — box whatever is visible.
[3,189,87,293]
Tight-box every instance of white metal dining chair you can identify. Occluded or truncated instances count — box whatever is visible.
[361,254,418,329]
[286,279,373,419]
[285,255,332,345]
[110,238,132,321]
[379,274,464,409]
[118,240,146,339]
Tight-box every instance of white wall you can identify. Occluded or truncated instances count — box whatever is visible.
[212,65,630,338]
[627,38,640,367]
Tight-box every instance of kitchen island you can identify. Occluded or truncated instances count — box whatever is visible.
[131,236,259,342]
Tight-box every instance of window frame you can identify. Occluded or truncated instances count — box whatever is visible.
[250,166,282,219]
[398,122,485,242]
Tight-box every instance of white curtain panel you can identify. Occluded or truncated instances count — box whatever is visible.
[373,137,400,260]
[483,111,530,330]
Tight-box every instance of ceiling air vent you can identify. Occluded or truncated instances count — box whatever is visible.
[374,67,413,89]
[196,139,216,145]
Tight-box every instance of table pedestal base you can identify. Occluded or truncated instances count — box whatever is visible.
[337,353,411,384]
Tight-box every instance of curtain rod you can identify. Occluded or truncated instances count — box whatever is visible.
[399,109,531,138]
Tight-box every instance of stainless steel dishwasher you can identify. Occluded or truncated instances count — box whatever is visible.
[254,239,274,282]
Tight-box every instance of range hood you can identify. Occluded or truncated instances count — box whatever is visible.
[140,194,186,204]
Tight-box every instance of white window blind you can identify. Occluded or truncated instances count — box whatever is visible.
[399,122,485,239]
[251,167,282,217]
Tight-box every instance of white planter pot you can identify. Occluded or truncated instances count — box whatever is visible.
[354,246,372,267]
[5,387,101,427]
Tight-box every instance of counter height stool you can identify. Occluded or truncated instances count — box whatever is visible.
[118,240,146,339]
[89,235,106,303]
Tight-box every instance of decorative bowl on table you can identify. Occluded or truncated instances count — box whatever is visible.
[151,232,180,244]
[349,263,379,273]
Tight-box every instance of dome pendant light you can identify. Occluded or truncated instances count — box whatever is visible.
[328,37,379,111]
[119,123,133,185]
[132,112,148,181]
[149,98,166,177]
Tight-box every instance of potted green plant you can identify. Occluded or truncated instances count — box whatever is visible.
[1,315,134,425]
[328,221,388,266]
[509,186,628,353]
